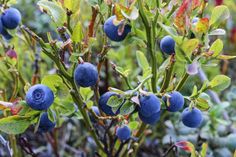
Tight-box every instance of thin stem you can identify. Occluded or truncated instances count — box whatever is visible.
[175,72,189,91]
[138,0,157,93]
[160,55,175,93]
[162,144,176,157]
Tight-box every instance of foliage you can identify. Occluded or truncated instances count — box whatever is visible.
[0,0,235,157]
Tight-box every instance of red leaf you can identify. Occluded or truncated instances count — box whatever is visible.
[175,141,195,153]
[174,0,201,34]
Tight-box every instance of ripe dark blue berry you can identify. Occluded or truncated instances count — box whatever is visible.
[181,107,202,128]
[116,125,131,141]
[1,28,13,40]
[1,8,21,29]
[138,111,161,125]
[163,91,184,112]
[104,16,131,42]
[38,112,56,133]
[139,94,161,117]
[160,35,175,55]
[99,92,119,116]
[26,84,54,110]
[92,106,100,116]
[74,62,98,87]
[90,106,100,122]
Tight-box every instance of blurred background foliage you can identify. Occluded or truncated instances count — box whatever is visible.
[0,0,235,157]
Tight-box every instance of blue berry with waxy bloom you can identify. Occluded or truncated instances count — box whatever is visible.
[26,84,54,110]
[38,112,56,133]
[139,94,161,117]
[181,107,203,128]
[1,8,21,29]
[99,92,120,116]
[116,125,131,141]
[74,62,98,87]
[163,91,185,112]
[104,15,131,42]
[160,35,176,55]
[138,111,161,125]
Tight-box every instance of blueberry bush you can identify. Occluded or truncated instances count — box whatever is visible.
[0,0,235,157]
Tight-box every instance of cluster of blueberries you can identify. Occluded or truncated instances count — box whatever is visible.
[0,7,21,40]
[23,15,202,141]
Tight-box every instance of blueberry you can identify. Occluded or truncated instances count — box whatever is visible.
[92,106,100,116]
[26,84,54,110]
[90,106,100,122]
[160,35,175,55]
[1,8,21,29]
[98,92,120,116]
[104,16,131,42]
[116,125,131,141]
[38,112,56,133]
[74,62,98,87]
[181,107,203,128]
[138,111,161,125]
[0,18,3,33]
[139,94,161,117]
[163,91,184,112]
[1,28,13,40]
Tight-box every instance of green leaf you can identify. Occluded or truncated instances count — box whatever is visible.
[72,22,84,43]
[210,39,223,57]
[210,5,230,27]
[37,0,66,26]
[136,50,150,71]
[190,85,198,97]
[112,106,120,114]
[63,0,81,12]
[209,75,231,92]
[200,143,208,157]
[182,39,199,58]
[74,110,83,119]
[47,109,56,123]
[119,101,135,115]
[217,55,236,60]
[128,121,139,130]
[158,22,178,36]
[116,66,130,77]
[80,87,94,101]
[41,75,69,99]
[0,116,31,134]
[107,95,124,107]
[196,98,210,111]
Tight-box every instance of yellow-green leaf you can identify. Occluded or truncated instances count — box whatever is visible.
[182,39,199,57]
[209,75,231,92]
[0,116,31,134]
[217,55,236,60]
[210,39,223,57]
[72,22,83,43]
[37,0,66,26]
[210,5,230,27]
